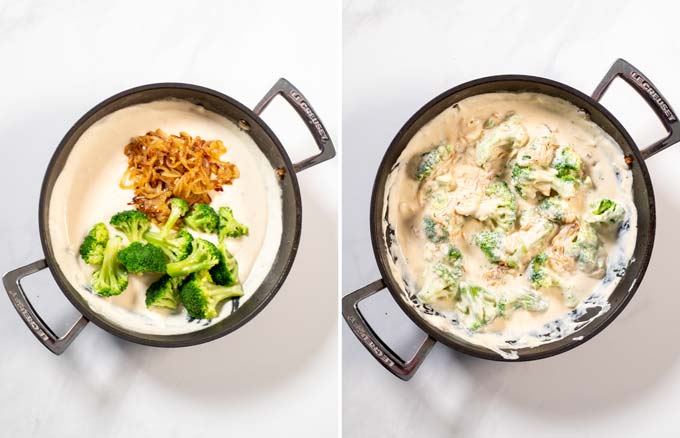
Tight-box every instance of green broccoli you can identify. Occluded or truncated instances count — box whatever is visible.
[510,288,549,312]
[551,145,583,180]
[476,180,517,231]
[161,198,190,236]
[117,241,167,274]
[184,203,219,233]
[515,135,557,168]
[145,274,183,310]
[423,216,449,243]
[415,143,452,181]
[218,206,249,240]
[79,223,109,266]
[510,163,557,199]
[109,210,150,242]
[455,284,507,331]
[475,115,528,171]
[473,230,505,263]
[180,270,244,319]
[91,236,128,297]
[418,246,463,304]
[527,253,560,289]
[587,198,625,232]
[210,241,240,286]
[166,238,220,278]
[539,196,573,224]
[143,228,193,262]
[565,222,607,277]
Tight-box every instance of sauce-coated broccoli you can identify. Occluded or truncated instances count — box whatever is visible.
[587,198,625,232]
[180,270,244,319]
[184,203,219,233]
[474,230,505,263]
[117,241,167,274]
[475,116,528,173]
[166,238,220,278]
[476,180,517,231]
[91,236,128,297]
[79,223,109,266]
[565,223,607,278]
[455,284,507,331]
[539,196,574,224]
[423,216,449,243]
[415,143,452,181]
[418,246,463,304]
[218,206,249,240]
[109,210,150,242]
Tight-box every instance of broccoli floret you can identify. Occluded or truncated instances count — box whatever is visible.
[455,284,507,331]
[565,223,607,277]
[144,228,193,262]
[184,204,219,233]
[423,216,449,243]
[527,253,560,289]
[109,210,150,242]
[418,246,463,304]
[161,198,190,236]
[587,198,625,232]
[79,223,109,266]
[145,274,183,310]
[476,180,517,231]
[539,196,574,224]
[218,207,249,240]
[510,288,549,312]
[510,163,558,199]
[180,270,244,319]
[551,145,583,180]
[117,241,167,274]
[166,238,220,277]
[91,236,128,297]
[515,135,557,168]
[475,115,528,172]
[473,230,505,263]
[415,143,452,180]
[210,241,240,286]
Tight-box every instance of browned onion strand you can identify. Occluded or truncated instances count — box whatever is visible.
[120,129,239,224]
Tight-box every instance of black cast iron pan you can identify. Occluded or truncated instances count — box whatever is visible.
[343,59,679,380]
[4,78,335,355]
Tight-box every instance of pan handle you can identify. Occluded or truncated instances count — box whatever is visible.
[3,259,88,355]
[253,78,336,172]
[592,58,680,159]
[342,279,436,381]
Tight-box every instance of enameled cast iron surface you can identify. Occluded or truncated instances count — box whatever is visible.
[370,76,655,361]
[39,84,302,347]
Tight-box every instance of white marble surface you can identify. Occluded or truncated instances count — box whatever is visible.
[342,0,680,437]
[0,1,338,437]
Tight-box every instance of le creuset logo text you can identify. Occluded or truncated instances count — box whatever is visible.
[289,90,330,141]
[8,288,49,342]
[631,71,677,122]
[346,315,395,368]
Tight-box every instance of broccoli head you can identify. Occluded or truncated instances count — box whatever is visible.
[166,238,220,278]
[510,288,549,312]
[539,196,575,224]
[184,203,219,233]
[418,246,463,304]
[423,216,449,243]
[210,241,240,286]
[145,274,184,310]
[161,198,190,236]
[565,222,607,278]
[79,223,109,266]
[515,135,557,168]
[117,241,167,274]
[91,236,128,297]
[551,145,584,180]
[510,163,558,199]
[455,284,507,331]
[587,198,625,232]
[415,143,452,181]
[218,206,249,240]
[473,230,505,263]
[144,228,193,262]
[527,253,560,289]
[475,115,528,173]
[109,210,150,242]
[475,180,517,231]
[180,270,244,319]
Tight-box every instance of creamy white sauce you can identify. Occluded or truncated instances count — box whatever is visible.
[384,93,637,359]
[49,100,282,335]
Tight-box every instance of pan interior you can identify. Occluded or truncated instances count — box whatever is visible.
[371,77,654,361]
[40,86,301,346]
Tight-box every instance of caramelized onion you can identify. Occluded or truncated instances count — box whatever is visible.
[120,129,239,224]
